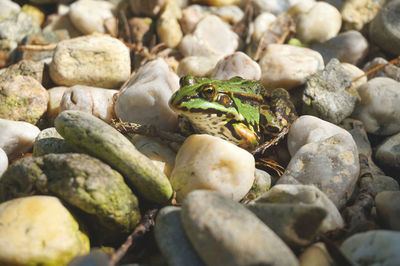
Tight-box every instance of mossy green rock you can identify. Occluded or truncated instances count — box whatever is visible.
[0,153,141,234]
[54,110,173,204]
[33,127,74,156]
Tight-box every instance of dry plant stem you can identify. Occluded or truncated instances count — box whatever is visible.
[342,154,377,236]
[112,120,186,144]
[108,209,159,266]
[352,56,400,82]
[18,43,57,51]
[252,126,289,155]
[232,0,253,40]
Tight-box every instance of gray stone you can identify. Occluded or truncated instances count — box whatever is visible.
[181,190,299,266]
[154,206,204,266]
[352,77,400,135]
[247,203,326,248]
[375,132,400,172]
[33,127,73,156]
[0,153,141,235]
[54,110,173,204]
[375,191,400,230]
[0,59,44,84]
[361,175,399,195]
[311,30,368,65]
[363,57,400,82]
[302,59,358,125]
[369,0,400,55]
[242,169,271,202]
[341,230,400,266]
[255,184,344,233]
[0,12,39,43]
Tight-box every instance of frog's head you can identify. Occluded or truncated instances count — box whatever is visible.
[169,75,245,121]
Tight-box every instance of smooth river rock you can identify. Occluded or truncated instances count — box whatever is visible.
[181,190,299,266]
[33,127,73,156]
[54,110,173,204]
[375,191,400,230]
[0,148,7,177]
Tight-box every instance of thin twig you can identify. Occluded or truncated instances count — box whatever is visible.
[108,209,158,266]
[18,43,57,51]
[352,56,400,82]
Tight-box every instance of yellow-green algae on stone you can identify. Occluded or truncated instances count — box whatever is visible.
[0,195,89,266]
[54,110,173,204]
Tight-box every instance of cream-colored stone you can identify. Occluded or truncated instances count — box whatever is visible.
[192,0,241,6]
[60,85,117,123]
[115,58,179,131]
[0,0,20,21]
[49,35,131,89]
[211,51,261,80]
[69,0,115,34]
[0,118,40,160]
[341,62,367,91]
[47,86,69,124]
[259,44,324,90]
[0,148,7,177]
[0,196,89,266]
[170,134,255,203]
[177,55,222,77]
[157,0,183,48]
[252,12,276,41]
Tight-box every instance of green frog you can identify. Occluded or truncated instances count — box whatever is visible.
[169,75,297,153]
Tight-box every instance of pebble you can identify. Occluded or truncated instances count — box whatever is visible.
[291,1,341,43]
[302,58,358,124]
[0,0,20,21]
[21,4,45,27]
[115,58,179,131]
[0,12,40,43]
[352,77,400,135]
[287,115,355,156]
[128,17,154,45]
[179,15,239,57]
[181,190,299,266]
[69,0,115,35]
[369,0,400,55]
[247,203,326,248]
[170,134,255,202]
[361,175,399,196]
[46,86,69,124]
[49,35,131,89]
[0,59,44,84]
[375,132,400,172]
[210,51,261,80]
[1,153,141,237]
[0,39,17,66]
[311,30,368,65]
[60,85,118,123]
[279,133,360,209]
[341,62,367,91]
[0,196,90,265]
[243,169,271,201]
[154,206,204,266]
[251,12,276,41]
[255,184,344,233]
[32,127,73,156]
[157,0,183,48]
[252,0,291,15]
[192,0,241,6]
[209,5,244,24]
[0,148,7,177]
[180,5,207,34]
[177,55,222,77]
[0,75,49,125]
[341,0,384,30]
[129,0,166,17]
[259,44,324,90]
[363,57,400,82]
[298,242,334,266]
[68,249,109,266]
[341,230,400,266]
[0,119,40,160]
[42,13,82,38]
[54,110,173,204]
[375,191,400,230]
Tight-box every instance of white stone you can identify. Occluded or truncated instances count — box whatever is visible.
[287,115,354,156]
[177,55,222,77]
[49,35,131,89]
[0,148,7,177]
[352,77,400,135]
[341,230,400,266]
[0,196,89,266]
[252,12,276,41]
[209,5,244,24]
[69,0,115,35]
[157,0,183,48]
[0,0,20,21]
[252,0,291,15]
[47,86,69,124]
[259,44,324,90]
[211,51,261,80]
[180,5,208,34]
[341,62,367,91]
[115,58,179,131]
[256,184,344,233]
[43,14,82,38]
[0,119,40,160]
[170,134,255,203]
[179,15,239,57]
[292,1,341,43]
[60,85,117,123]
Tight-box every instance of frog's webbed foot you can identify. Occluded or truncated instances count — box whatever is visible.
[252,126,289,155]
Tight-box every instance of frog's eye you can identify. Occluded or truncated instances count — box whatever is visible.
[179,75,196,87]
[201,84,216,100]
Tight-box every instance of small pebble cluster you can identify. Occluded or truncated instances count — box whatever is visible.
[0,0,400,265]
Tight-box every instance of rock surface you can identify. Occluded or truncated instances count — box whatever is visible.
[375,191,400,230]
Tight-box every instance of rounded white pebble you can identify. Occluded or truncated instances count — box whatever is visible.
[170,134,255,203]
[0,148,8,177]
[211,51,261,80]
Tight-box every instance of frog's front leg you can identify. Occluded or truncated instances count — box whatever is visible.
[229,122,260,151]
